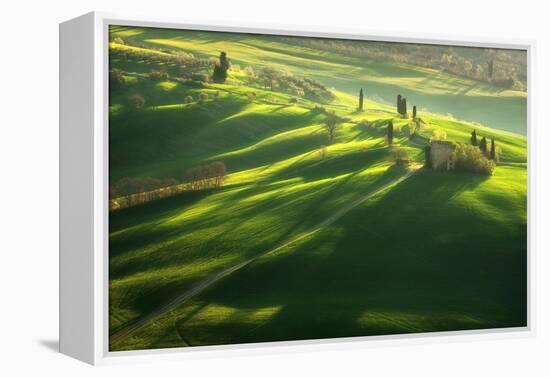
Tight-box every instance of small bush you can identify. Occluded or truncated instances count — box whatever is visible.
[312,105,326,113]
[453,143,495,175]
[112,36,125,45]
[184,95,193,104]
[244,66,256,78]
[190,73,209,83]
[289,97,298,104]
[149,70,169,81]
[128,93,145,109]
[198,92,209,102]
[248,92,257,102]
[358,119,369,127]
[110,69,125,87]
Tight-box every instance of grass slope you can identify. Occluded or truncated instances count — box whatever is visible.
[110,26,527,135]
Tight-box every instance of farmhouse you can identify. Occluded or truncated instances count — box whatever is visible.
[430,140,455,170]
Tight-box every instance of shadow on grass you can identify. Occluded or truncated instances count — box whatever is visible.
[172,168,526,347]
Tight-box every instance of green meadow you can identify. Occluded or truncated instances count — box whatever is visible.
[108,26,527,351]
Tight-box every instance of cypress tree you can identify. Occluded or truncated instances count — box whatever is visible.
[401,98,407,116]
[397,94,402,114]
[213,51,230,83]
[412,105,417,119]
[471,130,478,146]
[490,137,496,160]
[387,120,394,145]
[359,88,364,111]
[487,59,494,79]
[480,136,488,155]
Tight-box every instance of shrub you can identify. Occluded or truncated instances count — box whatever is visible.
[128,93,145,109]
[184,95,193,104]
[247,92,257,102]
[198,92,209,102]
[312,105,326,113]
[289,97,298,104]
[112,36,125,45]
[189,73,209,83]
[452,143,495,175]
[149,70,169,80]
[244,66,256,78]
[110,69,125,87]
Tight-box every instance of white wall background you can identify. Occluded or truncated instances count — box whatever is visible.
[1,0,548,375]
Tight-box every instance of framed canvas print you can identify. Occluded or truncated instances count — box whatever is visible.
[60,12,532,365]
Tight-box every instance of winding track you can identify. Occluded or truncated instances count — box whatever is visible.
[110,166,420,346]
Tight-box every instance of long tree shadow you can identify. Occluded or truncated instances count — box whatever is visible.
[111,152,402,332]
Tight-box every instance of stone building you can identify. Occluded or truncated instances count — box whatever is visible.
[430,140,455,170]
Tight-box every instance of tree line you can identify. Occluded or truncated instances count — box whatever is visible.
[109,162,228,211]
[186,161,228,190]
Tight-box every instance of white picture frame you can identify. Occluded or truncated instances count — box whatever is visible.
[60,11,535,365]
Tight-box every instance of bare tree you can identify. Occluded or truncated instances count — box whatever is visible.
[325,111,339,144]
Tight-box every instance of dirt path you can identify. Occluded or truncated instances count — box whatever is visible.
[110,166,420,346]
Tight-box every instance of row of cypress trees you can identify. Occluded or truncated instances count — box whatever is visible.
[396,94,417,119]
[471,130,497,160]
[359,91,418,120]
[397,94,407,116]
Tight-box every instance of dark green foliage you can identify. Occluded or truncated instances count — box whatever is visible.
[397,94,402,114]
[212,51,230,83]
[453,143,495,175]
[412,105,417,119]
[490,137,496,160]
[359,88,364,111]
[471,129,478,146]
[387,120,394,145]
[488,59,494,79]
[396,94,407,117]
[480,136,488,155]
[424,145,432,167]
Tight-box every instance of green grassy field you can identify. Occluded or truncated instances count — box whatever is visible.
[108,26,527,351]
